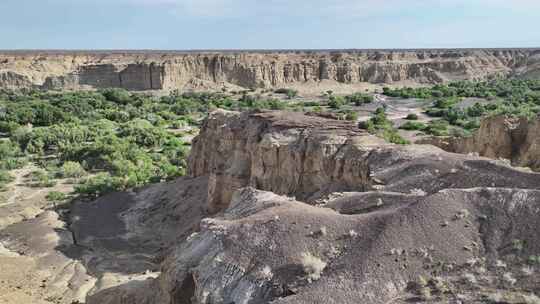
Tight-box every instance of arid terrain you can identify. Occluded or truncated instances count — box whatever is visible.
[1,49,540,94]
[0,49,540,304]
[1,108,540,303]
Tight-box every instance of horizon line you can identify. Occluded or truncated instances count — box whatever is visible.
[0,47,540,54]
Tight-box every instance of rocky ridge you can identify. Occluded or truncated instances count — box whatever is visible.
[1,49,539,92]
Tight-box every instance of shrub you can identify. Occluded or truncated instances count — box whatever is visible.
[301,253,326,282]
[170,120,188,129]
[400,121,427,131]
[345,112,359,121]
[286,90,298,99]
[512,239,524,252]
[463,119,480,130]
[328,96,345,109]
[0,140,27,170]
[433,97,459,109]
[0,140,22,158]
[0,121,21,134]
[527,255,540,265]
[358,119,374,131]
[303,101,319,107]
[274,88,298,99]
[120,119,169,148]
[101,88,133,104]
[75,173,123,197]
[424,120,450,136]
[30,170,56,187]
[382,129,410,145]
[405,113,419,120]
[345,93,374,105]
[359,107,410,144]
[60,161,86,179]
[0,157,27,170]
[0,170,14,191]
[46,191,67,202]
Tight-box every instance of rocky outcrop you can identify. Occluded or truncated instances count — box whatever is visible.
[1,49,539,91]
[419,115,540,171]
[189,110,540,213]
[187,110,380,213]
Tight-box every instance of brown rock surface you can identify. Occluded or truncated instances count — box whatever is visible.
[419,115,540,171]
[1,49,539,92]
[189,110,540,213]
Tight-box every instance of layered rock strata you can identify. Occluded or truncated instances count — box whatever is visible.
[1,49,539,91]
[419,115,540,171]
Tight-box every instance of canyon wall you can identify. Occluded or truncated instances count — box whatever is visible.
[187,110,540,214]
[1,49,539,92]
[418,115,540,171]
[187,110,379,213]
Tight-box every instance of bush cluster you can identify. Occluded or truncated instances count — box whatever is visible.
[383,79,540,132]
[0,88,305,197]
[359,107,410,144]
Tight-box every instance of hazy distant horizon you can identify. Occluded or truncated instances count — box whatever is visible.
[0,47,539,54]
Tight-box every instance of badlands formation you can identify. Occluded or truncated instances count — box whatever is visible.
[2,110,540,304]
[1,49,540,304]
[1,49,540,93]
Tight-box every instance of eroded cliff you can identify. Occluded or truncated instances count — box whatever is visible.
[419,115,540,171]
[188,110,540,213]
[1,49,539,92]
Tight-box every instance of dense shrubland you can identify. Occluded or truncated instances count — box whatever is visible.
[0,89,327,197]
[358,107,409,144]
[384,79,540,135]
[0,89,378,197]
[2,79,537,197]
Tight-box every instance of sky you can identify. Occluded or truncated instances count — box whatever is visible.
[0,0,539,49]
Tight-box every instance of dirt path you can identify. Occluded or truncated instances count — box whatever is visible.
[0,165,74,230]
[3,167,31,207]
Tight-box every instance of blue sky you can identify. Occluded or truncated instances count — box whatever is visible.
[0,0,539,49]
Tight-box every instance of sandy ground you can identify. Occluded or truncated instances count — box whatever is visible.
[0,165,86,304]
[0,165,74,230]
[0,163,205,304]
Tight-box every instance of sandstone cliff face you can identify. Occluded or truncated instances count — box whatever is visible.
[419,115,540,171]
[187,110,380,213]
[1,49,539,91]
[188,110,540,213]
